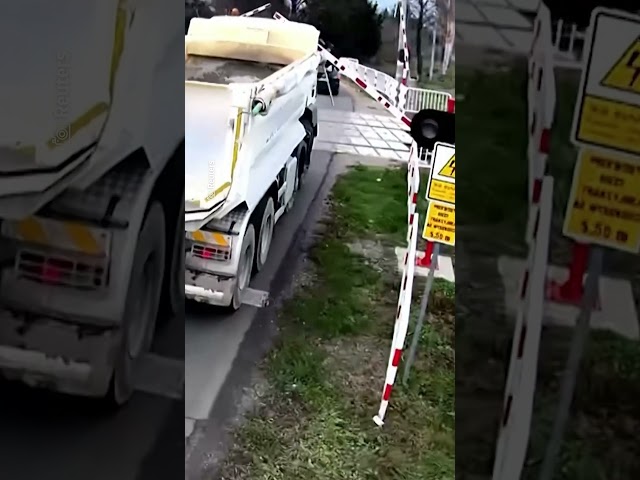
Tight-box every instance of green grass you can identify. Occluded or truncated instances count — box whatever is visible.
[417,64,455,91]
[219,166,454,480]
[456,65,578,232]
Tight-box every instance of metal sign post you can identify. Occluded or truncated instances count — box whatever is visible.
[536,8,640,479]
[402,242,441,384]
[537,247,604,480]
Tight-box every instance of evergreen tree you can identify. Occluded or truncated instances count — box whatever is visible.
[301,0,383,59]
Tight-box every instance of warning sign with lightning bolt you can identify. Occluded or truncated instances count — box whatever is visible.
[438,154,455,178]
[426,142,455,206]
[571,8,640,157]
[600,36,640,93]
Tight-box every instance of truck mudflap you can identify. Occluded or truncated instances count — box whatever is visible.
[185,270,235,306]
[185,270,269,308]
[0,308,115,396]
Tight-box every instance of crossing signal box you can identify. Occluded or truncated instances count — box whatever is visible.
[409,109,455,151]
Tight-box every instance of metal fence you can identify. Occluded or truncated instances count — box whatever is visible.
[550,19,586,70]
[339,59,452,114]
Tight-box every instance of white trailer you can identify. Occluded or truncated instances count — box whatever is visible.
[0,1,184,405]
[184,16,320,309]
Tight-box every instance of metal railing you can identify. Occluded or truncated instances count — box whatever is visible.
[339,58,452,114]
[403,87,450,112]
[550,19,586,70]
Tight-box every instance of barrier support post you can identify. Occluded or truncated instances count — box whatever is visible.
[403,242,441,385]
[416,240,435,268]
[538,247,604,480]
[548,242,598,307]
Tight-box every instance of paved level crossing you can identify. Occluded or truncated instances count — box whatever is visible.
[315,110,413,161]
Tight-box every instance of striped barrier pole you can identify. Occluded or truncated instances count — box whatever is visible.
[492,176,553,480]
[241,3,271,17]
[373,210,419,426]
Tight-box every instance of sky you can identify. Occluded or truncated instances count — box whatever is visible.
[374,0,397,11]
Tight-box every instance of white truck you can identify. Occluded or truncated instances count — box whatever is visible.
[184,15,320,309]
[0,1,184,405]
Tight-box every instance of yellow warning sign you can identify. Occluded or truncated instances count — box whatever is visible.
[422,202,455,246]
[563,149,640,253]
[601,37,640,93]
[427,179,455,205]
[575,96,640,156]
[438,155,455,178]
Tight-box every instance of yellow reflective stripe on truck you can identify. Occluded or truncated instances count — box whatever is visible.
[10,3,128,155]
[203,108,244,203]
[4,217,108,256]
[43,1,127,152]
[189,230,230,247]
[231,108,243,174]
[46,102,110,150]
[16,217,47,245]
[110,0,127,96]
[64,223,103,255]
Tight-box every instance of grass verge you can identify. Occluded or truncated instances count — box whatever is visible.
[218,166,454,480]
[456,64,640,479]
[417,64,455,92]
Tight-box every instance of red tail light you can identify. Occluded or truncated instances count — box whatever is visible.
[42,261,63,284]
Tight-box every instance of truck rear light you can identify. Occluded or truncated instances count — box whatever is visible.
[16,249,107,289]
[186,229,232,263]
[191,243,231,262]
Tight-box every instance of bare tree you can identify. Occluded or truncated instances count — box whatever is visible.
[412,0,454,77]
[409,0,438,79]
[440,0,454,75]
[415,0,426,78]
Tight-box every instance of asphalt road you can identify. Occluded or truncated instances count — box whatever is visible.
[0,312,184,480]
[316,87,357,111]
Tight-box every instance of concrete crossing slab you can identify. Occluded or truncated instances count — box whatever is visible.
[457,0,537,53]
[317,111,412,160]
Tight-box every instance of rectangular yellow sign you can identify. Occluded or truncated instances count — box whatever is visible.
[575,95,640,156]
[422,202,455,246]
[563,149,640,252]
[427,178,455,205]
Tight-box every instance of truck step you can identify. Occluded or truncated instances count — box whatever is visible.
[134,353,184,400]
[242,287,270,308]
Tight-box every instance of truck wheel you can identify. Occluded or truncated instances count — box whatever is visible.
[285,155,300,213]
[231,224,256,310]
[163,197,184,319]
[298,122,313,188]
[106,202,166,407]
[254,196,275,273]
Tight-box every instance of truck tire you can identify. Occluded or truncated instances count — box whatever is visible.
[106,201,166,407]
[302,118,314,155]
[163,196,184,319]
[299,119,314,185]
[231,224,256,310]
[285,152,301,213]
[253,196,275,273]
